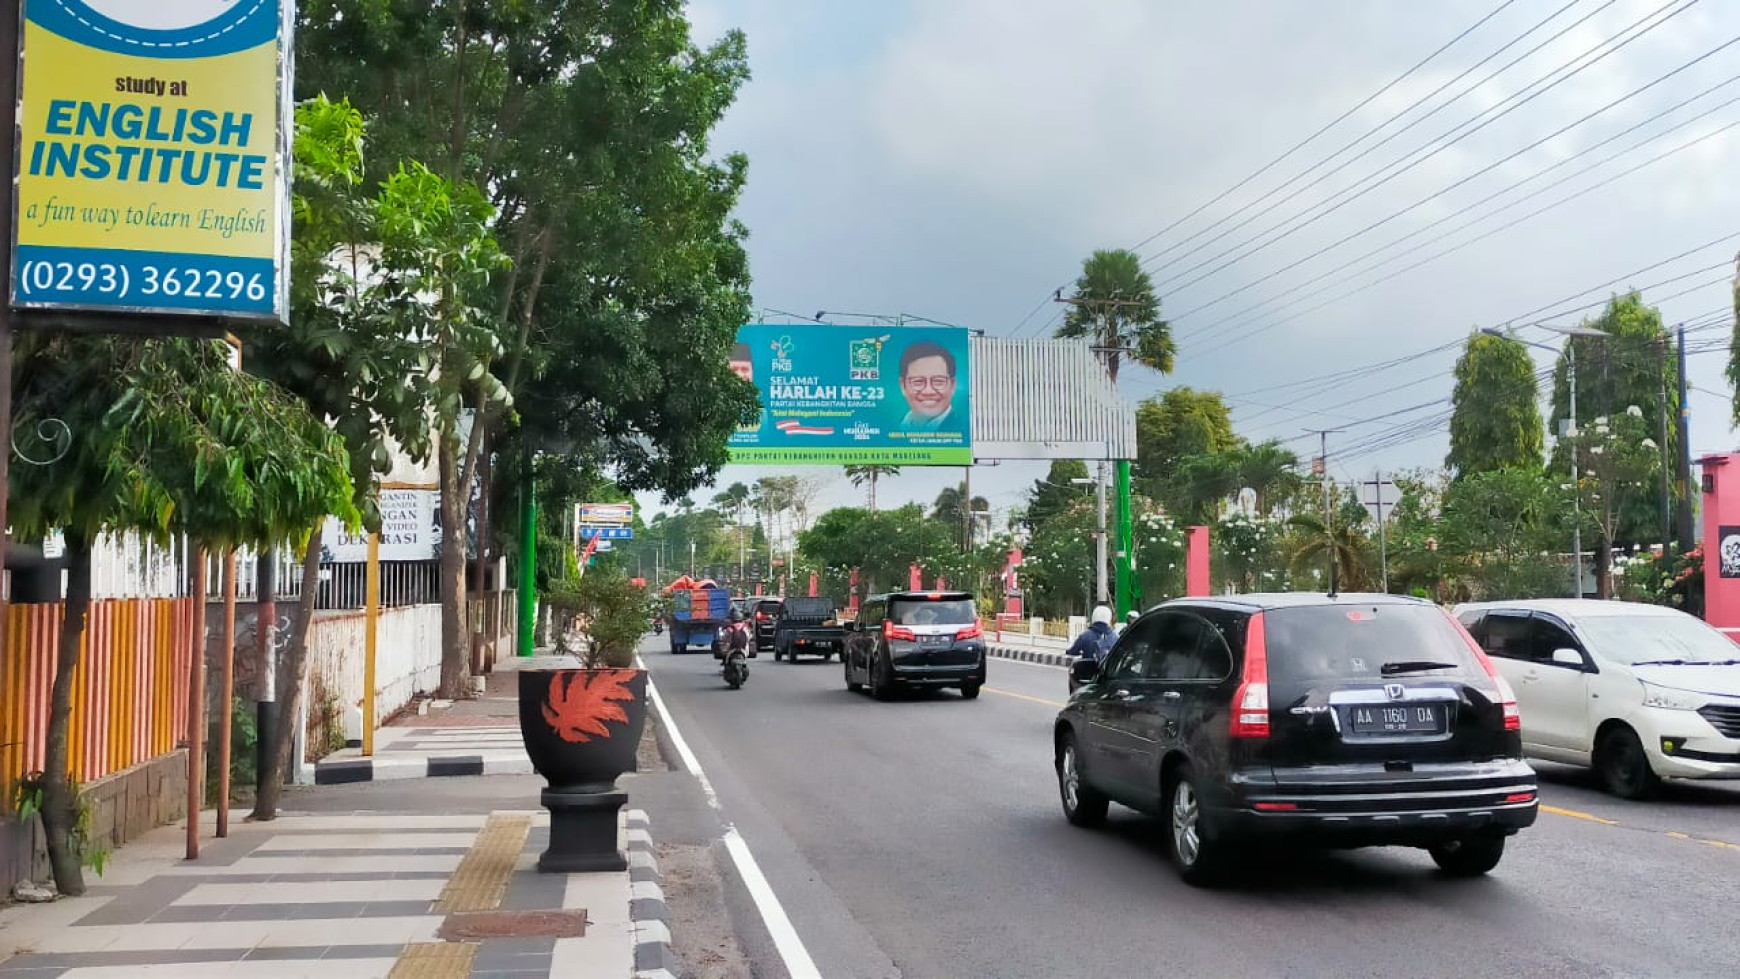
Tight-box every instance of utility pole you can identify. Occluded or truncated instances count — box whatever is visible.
[1656,332,1674,553]
[962,465,973,553]
[1568,343,1583,598]
[1308,430,1343,594]
[1675,324,1695,552]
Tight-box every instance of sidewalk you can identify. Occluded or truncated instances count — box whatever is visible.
[0,655,675,979]
[313,658,572,785]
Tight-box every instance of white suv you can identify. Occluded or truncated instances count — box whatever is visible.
[1455,600,1740,799]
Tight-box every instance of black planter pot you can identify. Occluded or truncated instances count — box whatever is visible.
[518,668,648,872]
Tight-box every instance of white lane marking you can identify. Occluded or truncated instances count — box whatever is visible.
[641,661,823,979]
[989,654,1067,672]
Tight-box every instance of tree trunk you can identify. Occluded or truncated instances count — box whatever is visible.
[251,525,324,821]
[437,427,472,698]
[41,530,91,896]
[1595,529,1614,600]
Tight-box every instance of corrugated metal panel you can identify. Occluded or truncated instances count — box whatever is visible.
[969,338,1136,460]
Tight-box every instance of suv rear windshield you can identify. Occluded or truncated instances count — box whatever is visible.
[782,598,835,619]
[889,598,976,626]
[1264,604,1484,683]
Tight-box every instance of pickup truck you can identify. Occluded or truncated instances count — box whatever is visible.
[772,597,846,663]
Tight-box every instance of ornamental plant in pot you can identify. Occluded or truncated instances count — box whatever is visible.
[520,571,656,871]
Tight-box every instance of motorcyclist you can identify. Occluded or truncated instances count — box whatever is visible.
[722,609,752,687]
[1067,605,1118,663]
[1119,610,1139,634]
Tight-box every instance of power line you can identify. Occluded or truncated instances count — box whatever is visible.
[1127,0,1527,263]
[1175,73,1740,343]
[1142,0,1601,278]
[1166,11,1733,317]
[1009,1,1527,340]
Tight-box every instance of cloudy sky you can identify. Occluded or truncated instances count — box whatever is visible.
[639,0,1740,531]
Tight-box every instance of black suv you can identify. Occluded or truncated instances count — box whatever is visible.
[844,591,985,700]
[1055,593,1537,884]
[751,598,783,652]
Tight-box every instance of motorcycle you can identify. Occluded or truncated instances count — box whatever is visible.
[721,621,750,689]
[723,646,749,689]
[652,618,665,636]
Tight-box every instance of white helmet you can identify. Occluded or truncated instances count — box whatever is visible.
[1091,605,1113,626]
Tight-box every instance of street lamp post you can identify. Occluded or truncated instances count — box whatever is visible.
[1482,323,1608,597]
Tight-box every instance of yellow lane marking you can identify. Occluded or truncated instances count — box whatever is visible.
[1540,805,1618,826]
[983,686,1066,709]
[389,942,476,978]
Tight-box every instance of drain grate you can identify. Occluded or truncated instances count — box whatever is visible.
[437,909,589,940]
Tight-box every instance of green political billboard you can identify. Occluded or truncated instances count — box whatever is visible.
[728,324,971,465]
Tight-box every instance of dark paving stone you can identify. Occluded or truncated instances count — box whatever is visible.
[428,756,485,777]
[315,759,374,784]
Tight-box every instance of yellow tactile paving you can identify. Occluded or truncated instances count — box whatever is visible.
[433,811,533,913]
[388,941,477,979]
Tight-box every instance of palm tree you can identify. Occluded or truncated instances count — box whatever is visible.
[713,482,752,578]
[1234,440,1304,513]
[1286,513,1373,592]
[1056,248,1174,383]
[933,482,990,549]
[844,465,901,512]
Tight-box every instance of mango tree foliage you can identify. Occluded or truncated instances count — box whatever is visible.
[1447,333,1542,478]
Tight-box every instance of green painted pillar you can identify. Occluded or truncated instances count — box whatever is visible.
[1115,460,1136,618]
[517,456,537,657]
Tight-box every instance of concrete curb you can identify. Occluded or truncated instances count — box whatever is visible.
[626,808,679,978]
[987,644,1078,669]
[312,753,535,784]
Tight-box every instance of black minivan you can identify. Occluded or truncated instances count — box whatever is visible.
[1055,593,1537,884]
[844,591,985,700]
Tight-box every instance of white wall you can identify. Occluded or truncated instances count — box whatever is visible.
[306,604,443,726]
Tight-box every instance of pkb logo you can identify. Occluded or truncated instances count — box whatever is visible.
[849,336,887,380]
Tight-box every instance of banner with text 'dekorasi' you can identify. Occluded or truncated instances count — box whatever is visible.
[728,324,971,465]
[11,0,291,322]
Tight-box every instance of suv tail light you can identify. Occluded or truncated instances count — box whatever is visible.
[756,612,769,621]
[884,621,917,642]
[956,620,983,640]
[1451,614,1520,731]
[1230,611,1270,738]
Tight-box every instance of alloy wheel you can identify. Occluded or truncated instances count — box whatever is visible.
[1171,779,1201,867]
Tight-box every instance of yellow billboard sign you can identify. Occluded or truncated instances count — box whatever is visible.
[11,0,291,321]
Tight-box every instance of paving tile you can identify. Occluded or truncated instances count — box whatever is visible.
[254,834,479,852]
[60,959,398,977]
[159,856,465,876]
[179,880,445,906]
[434,814,531,913]
[385,942,473,979]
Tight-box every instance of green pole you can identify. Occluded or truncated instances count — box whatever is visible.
[517,456,537,657]
[1115,460,1136,618]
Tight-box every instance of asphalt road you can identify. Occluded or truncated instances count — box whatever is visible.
[640,639,1740,979]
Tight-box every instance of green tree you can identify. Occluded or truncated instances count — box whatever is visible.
[1134,387,1237,489]
[932,482,990,549]
[1022,460,1090,533]
[1285,512,1374,593]
[1056,248,1174,383]
[798,505,955,595]
[299,0,759,692]
[10,336,354,895]
[1230,440,1304,513]
[1438,467,1572,600]
[1571,408,1662,598]
[1448,333,1543,478]
[1548,292,1679,551]
[843,465,901,513]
